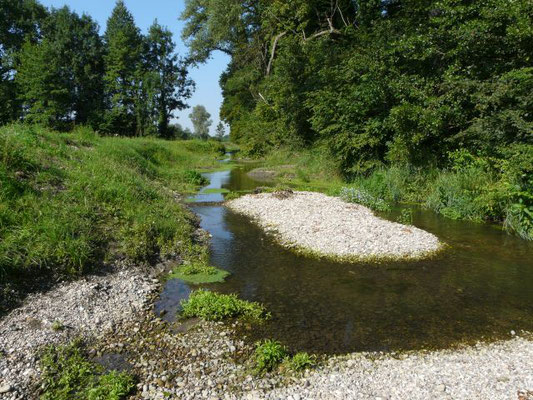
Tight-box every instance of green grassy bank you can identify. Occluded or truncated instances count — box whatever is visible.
[255,145,533,241]
[0,124,225,311]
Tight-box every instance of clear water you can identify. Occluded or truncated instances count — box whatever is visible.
[155,163,533,354]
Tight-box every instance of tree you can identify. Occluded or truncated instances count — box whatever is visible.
[16,7,103,128]
[143,20,194,138]
[189,105,212,139]
[0,0,47,124]
[102,0,142,135]
[215,121,225,140]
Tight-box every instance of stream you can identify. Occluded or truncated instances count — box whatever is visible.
[155,161,533,354]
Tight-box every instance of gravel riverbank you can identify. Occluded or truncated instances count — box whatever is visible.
[227,191,441,260]
[1,261,531,399]
[265,335,533,400]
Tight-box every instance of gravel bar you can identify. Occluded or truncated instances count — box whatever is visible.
[263,335,533,400]
[227,191,442,260]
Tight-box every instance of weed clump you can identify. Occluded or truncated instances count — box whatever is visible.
[253,340,288,374]
[180,289,270,322]
[40,340,135,400]
[286,352,316,372]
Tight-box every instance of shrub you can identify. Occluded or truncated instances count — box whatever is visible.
[253,340,287,374]
[40,340,135,400]
[180,289,270,322]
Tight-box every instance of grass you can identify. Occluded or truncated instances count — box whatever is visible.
[0,124,225,312]
[180,289,270,322]
[40,340,135,400]
[168,262,230,284]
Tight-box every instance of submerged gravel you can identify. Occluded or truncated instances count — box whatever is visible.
[0,261,531,400]
[227,191,441,260]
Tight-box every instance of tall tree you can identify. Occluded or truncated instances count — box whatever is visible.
[102,0,142,135]
[143,20,194,138]
[0,0,47,124]
[16,7,103,128]
[189,105,212,139]
[215,121,225,140]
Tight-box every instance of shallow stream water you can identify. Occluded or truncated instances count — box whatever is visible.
[155,162,533,354]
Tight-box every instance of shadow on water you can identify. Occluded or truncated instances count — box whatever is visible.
[155,162,533,354]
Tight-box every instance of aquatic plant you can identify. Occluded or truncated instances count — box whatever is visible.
[180,289,270,322]
[253,340,287,374]
[396,209,413,225]
[169,262,230,284]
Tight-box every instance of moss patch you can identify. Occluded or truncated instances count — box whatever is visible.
[202,188,230,194]
[169,263,230,284]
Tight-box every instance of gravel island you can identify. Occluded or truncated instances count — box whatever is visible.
[227,191,442,260]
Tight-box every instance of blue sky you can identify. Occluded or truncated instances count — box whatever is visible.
[40,0,230,135]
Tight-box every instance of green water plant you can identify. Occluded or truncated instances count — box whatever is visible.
[169,262,229,284]
[180,289,270,322]
[396,209,413,225]
[40,340,135,400]
[286,352,316,372]
[253,339,287,374]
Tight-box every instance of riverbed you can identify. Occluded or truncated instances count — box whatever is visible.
[155,162,533,354]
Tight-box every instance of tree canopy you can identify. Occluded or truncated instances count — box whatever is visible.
[181,0,533,174]
[1,0,193,136]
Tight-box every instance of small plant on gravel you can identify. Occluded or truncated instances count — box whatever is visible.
[396,208,413,225]
[40,340,135,400]
[180,289,270,322]
[51,320,64,332]
[340,187,391,212]
[286,352,316,372]
[253,339,288,374]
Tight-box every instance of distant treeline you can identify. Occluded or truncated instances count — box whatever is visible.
[181,0,532,172]
[1,0,193,138]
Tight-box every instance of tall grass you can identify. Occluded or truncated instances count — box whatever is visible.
[0,124,224,286]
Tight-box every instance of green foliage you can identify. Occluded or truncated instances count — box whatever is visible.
[253,339,287,374]
[180,289,270,322]
[339,187,390,212]
[169,262,229,284]
[0,124,222,292]
[40,340,135,400]
[181,0,533,231]
[286,352,316,372]
[15,7,104,129]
